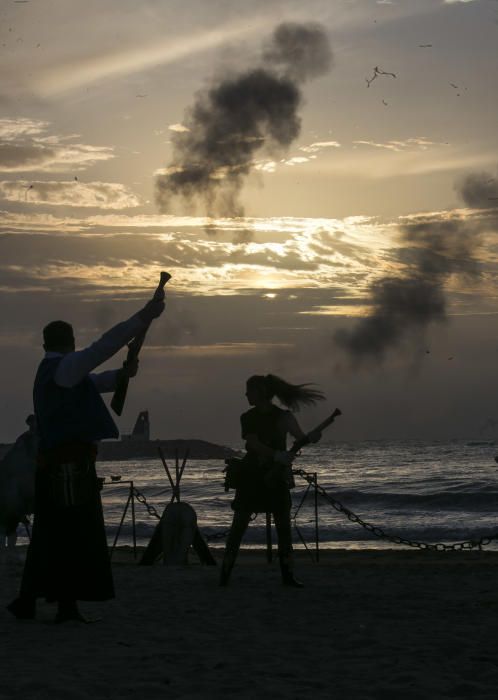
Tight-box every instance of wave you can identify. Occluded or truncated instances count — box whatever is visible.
[317,488,498,511]
[466,441,496,447]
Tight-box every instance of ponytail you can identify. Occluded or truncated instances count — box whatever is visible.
[247,374,325,411]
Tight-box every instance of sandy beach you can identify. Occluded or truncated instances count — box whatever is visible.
[2,547,498,699]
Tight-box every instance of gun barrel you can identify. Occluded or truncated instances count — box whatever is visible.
[290,408,341,455]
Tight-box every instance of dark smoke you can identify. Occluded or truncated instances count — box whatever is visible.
[262,22,333,82]
[155,22,332,221]
[334,175,491,365]
[334,278,446,362]
[457,169,498,209]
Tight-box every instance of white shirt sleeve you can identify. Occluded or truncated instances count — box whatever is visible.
[90,370,120,393]
[54,313,146,388]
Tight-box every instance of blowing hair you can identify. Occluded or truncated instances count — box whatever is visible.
[247,374,325,411]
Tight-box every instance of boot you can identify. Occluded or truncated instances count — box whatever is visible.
[55,600,101,624]
[280,564,304,588]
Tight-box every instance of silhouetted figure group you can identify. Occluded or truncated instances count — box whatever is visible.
[6,283,326,623]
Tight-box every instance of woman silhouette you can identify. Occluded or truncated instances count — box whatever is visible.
[220,374,324,587]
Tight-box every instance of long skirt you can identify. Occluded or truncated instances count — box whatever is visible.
[20,458,114,602]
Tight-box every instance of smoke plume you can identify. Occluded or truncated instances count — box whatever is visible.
[333,169,498,365]
[155,22,332,221]
[457,169,498,209]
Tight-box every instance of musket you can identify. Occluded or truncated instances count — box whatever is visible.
[289,407,342,455]
[263,407,342,488]
[111,272,171,416]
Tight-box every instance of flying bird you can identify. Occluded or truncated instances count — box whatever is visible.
[419,44,432,48]
[366,66,397,88]
[382,99,388,106]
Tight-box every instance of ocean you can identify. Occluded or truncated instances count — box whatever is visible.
[82,440,498,553]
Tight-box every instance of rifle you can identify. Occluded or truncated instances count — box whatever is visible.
[111,272,171,416]
[289,407,342,455]
[224,407,342,491]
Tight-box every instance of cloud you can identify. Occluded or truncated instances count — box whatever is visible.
[0,212,389,298]
[0,208,496,306]
[283,156,310,166]
[35,17,271,98]
[299,140,341,154]
[0,119,113,173]
[168,124,190,133]
[353,137,442,153]
[0,180,141,209]
[305,142,498,180]
[0,118,49,140]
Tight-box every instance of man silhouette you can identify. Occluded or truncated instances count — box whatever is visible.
[7,294,164,623]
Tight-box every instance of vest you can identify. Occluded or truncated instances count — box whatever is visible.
[33,357,119,450]
[240,405,288,467]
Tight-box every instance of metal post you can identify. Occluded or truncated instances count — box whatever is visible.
[314,472,319,563]
[111,490,131,559]
[266,511,272,563]
[130,480,137,559]
[158,447,175,492]
[175,448,180,502]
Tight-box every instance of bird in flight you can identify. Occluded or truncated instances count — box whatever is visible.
[366,66,397,88]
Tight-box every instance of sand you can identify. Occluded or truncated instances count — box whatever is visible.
[2,547,498,699]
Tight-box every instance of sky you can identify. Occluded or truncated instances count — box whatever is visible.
[1,0,498,445]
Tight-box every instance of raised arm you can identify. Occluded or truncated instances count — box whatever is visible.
[90,370,120,394]
[54,313,147,388]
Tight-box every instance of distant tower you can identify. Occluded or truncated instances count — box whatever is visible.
[131,411,150,441]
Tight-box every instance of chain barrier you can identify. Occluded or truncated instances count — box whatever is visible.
[132,486,162,521]
[293,468,498,552]
[132,472,498,552]
[204,514,257,542]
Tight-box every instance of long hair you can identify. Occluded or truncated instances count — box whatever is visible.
[247,374,325,411]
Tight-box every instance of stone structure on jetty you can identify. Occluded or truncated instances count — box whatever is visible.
[0,411,240,462]
[97,411,239,461]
